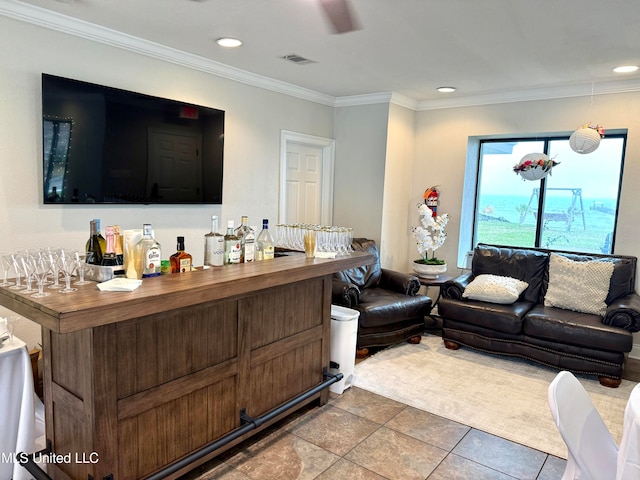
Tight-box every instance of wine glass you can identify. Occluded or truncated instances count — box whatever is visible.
[9,252,25,290]
[46,249,63,289]
[73,251,92,285]
[0,253,15,287]
[58,249,78,294]
[31,253,52,298]
[6,315,19,344]
[18,252,38,295]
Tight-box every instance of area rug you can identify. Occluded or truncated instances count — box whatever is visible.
[352,335,637,458]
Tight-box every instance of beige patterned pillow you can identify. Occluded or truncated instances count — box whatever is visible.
[463,274,529,304]
[544,254,613,316]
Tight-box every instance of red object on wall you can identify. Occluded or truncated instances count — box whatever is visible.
[423,186,439,216]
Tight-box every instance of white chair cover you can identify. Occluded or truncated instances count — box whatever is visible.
[617,383,640,479]
[548,371,618,480]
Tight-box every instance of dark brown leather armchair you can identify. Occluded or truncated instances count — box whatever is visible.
[332,238,432,356]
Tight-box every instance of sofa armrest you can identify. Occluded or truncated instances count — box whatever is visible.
[441,272,474,300]
[380,269,421,296]
[603,292,640,333]
[332,279,360,307]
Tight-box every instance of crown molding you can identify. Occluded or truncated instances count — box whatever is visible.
[0,0,336,107]
[416,79,640,111]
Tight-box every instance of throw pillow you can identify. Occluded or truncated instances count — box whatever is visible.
[462,274,529,304]
[544,254,614,316]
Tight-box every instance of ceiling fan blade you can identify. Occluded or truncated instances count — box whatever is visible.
[318,0,361,34]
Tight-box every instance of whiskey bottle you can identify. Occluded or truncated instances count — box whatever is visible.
[85,219,103,265]
[256,219,275,261]
[204,215,225,267]
[170,236,193,273]
[136,224,162,278]
[235,216,255,262]
[224,220,241,264]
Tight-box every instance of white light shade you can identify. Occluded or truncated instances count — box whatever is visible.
[613,65,639,73]
[569,128,601,154]
[216,37,243,48]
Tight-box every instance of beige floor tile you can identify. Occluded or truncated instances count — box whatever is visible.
[328,387,406,423]
[315,458,388,480]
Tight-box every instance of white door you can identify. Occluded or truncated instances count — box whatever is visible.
[147,128,202,202]
[280,131,335,225]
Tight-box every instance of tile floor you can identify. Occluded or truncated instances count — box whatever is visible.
[180,386,567,480]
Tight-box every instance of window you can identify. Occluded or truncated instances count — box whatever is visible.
[473,134,626,254]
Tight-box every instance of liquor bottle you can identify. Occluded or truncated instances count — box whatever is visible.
[235,216,255,263]
[85,218,107,254]
[85,219,103,265]
[135,224,162,278]
[170,236,193,273]
[256,219,275,261]
[101,225,122,266]
[224,220,241,264]
[204,215,225,267]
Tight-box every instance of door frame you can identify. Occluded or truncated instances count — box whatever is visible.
[279,130,335,225]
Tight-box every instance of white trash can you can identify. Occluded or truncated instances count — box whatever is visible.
[329,304,360,394]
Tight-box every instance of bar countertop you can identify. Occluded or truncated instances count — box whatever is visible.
[0,251,373,334]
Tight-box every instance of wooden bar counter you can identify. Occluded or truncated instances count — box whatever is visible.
[0,252,372,480]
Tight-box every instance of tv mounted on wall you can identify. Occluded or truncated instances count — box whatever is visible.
[42,74,225,204]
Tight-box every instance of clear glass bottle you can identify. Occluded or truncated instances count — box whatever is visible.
[235,216,255,263]
[85,219,103,265]
[101,225,122,266]
[170,236,193,273]
[204,215,225,267]
[224,220,241,264]
[256,219,275,261]
[136,224,162,278]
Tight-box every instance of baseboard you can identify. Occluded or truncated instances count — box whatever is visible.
[630,343,640,360]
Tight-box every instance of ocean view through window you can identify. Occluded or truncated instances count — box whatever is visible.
[474,135,626,254]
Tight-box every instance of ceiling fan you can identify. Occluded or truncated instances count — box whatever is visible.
[318,0,361,34]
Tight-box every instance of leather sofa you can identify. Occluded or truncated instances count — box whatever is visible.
[332,238,432,356]
[439,244,640,387]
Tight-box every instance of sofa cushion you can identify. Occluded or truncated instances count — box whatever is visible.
[473,245,548,304]
[557,252,636,304]
[462,274,529,304]
[524,305,633,352]
[544,254,613,315]
[438,297,533,335]
[333,238,381,289]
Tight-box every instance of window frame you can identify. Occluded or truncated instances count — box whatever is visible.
[459,132,627,264]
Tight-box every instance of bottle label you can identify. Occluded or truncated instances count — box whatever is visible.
[244,240,255,262]
[143,246,161,277]
[205,236,225,266]
[263,245,275,260]
[179,258,192,272]
[229,242,241,264]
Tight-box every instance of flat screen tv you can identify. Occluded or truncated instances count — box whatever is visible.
[41,74,225,204]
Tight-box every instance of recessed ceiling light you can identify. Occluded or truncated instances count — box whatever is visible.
[216,37,243,48]
[437,86,456,93]
[613,65,639,73]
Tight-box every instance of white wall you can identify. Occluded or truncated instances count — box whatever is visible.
[0,16,334,349]
[332,103,389,244]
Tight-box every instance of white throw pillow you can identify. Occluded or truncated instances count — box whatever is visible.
[462,274,529,304]
[544,254,613,316]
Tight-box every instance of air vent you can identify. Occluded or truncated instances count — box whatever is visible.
[280,54,316,65]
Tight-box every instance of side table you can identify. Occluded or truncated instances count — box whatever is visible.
[413,272,457,331]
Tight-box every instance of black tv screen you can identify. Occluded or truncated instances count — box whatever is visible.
[42,74,225,204]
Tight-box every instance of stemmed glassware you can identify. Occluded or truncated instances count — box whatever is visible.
[18,252,38,295]
[73,251,92,285]
[0,253,15,287]
[46,249,63,290]
[275,224,354,255]
[58,249,78,294]
[31,252,52,298]
[9,252,26,290]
